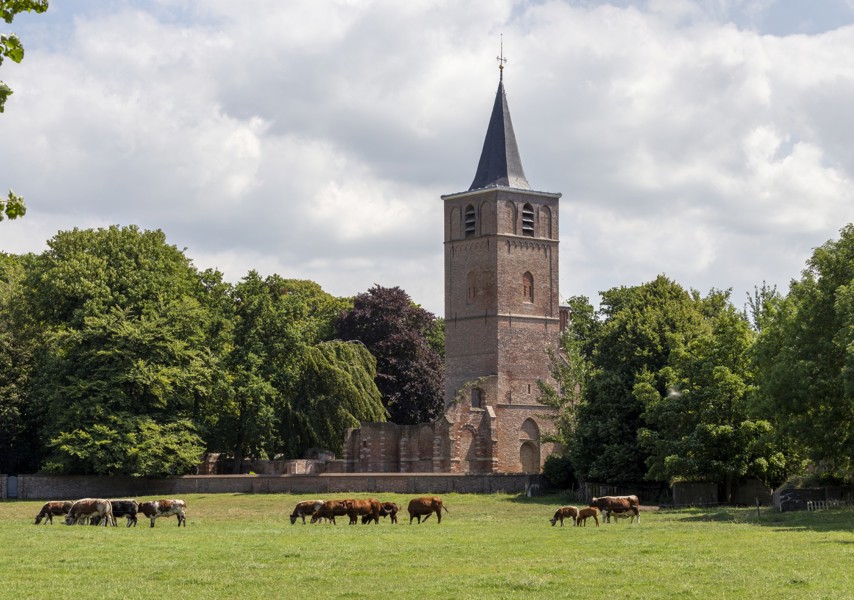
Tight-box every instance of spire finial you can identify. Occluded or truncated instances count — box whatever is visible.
[496,34,507,81]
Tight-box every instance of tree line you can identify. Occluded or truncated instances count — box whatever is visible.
[0,225,444,475]
[541,223,854,493]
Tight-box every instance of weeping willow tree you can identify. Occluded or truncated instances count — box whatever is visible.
[282,340,388,456]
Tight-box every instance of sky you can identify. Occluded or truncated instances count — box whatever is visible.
[1,0,852,316]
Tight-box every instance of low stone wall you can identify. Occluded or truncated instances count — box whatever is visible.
[3,473,537,500]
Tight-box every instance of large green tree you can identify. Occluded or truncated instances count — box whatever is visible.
[753,224,854,481]
[572,276,708,483]
[0,252,41,472]
[24,226,220,475]
[636,291,791,497]
[210,271,376,469]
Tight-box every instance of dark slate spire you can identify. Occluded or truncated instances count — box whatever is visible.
[468,65,530,191]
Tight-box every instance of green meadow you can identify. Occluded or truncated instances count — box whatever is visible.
[1,493,852,599]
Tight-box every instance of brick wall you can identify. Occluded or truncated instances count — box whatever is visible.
[8,473,540,500]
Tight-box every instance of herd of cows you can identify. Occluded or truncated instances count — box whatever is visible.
[550,495,641,527]
[289,496,448,525]
[31,494,640,529]
[34,498,187,527]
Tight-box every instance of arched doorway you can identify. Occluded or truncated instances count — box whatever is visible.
[519,418,540,473]
[520,442,539,473]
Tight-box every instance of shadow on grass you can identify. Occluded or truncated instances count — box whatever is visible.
[665,506,854,533]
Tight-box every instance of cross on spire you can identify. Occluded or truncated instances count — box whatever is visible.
[496,34,507,80]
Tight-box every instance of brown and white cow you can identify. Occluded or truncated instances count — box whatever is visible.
[65,499,115,526]
[34,501,73,525]
[342,498,381,525]
[137,499,187,528]
[290,500,324,525]
[589,495,640,524]
[310,500,349,524]
[550,506,579,527]
[407,496,448,524]
[576,506,600,527]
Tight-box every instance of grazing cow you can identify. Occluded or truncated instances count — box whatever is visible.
[343,498,381,525]
[108,499,139,527]
[137,499,187,528]
[290,500,324,525]
[576,507,600,527]
[550,506,579,527]
[407,496,448,524]
[65,499,115,527]
[589,495,640,524]
[34,501,73,525]
[362,501,401,524]
[311,500,349,524]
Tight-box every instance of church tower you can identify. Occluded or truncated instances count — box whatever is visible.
[441,60,562,473]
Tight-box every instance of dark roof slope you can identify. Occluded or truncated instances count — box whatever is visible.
[468,77,530,191]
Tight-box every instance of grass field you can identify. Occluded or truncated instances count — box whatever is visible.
[1,492,852,599]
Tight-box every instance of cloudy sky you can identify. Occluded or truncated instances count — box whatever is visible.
[1,0,852,316]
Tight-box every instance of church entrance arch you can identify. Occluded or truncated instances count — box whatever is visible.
[519,418,540,473]
[520,441,539,473]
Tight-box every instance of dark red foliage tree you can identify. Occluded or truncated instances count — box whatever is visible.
[335,285,444,425]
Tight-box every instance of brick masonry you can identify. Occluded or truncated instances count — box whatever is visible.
[343,183,564,474]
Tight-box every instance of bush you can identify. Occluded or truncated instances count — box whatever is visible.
[543,454,576,489]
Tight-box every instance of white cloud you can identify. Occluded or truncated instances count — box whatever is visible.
[1,0,852,315]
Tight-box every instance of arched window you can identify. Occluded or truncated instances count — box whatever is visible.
[522,203,535,236]
[464,205,476,237]
[522,272,534,303]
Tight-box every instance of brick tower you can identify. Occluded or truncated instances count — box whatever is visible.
[441,63,561,473]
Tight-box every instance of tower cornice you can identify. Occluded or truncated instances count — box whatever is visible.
[441,187,561,202]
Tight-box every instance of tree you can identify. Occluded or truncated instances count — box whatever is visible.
[572,276,708,483]
[283,340,387,456]
[23,226,220,475]
[0,252,41,472]
[335,285,444,425]
[209,271,359,468]
[753,224,854,481]
[1,0,49,220]
[636,291,792,497]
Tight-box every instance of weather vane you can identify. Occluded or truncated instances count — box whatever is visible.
[497,34,507,80]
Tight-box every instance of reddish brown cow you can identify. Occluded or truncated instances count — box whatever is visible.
[589,495,640,524]
[311,500,349,524]
[290,500,324,525]
[549,506,579,527]
[407,496,448,524]
[576,506,600,527]
[138,499,187,528]
[34,501,73,525]
[65,499,115,526]
[343,498,381,525]
[362,501,401,524]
